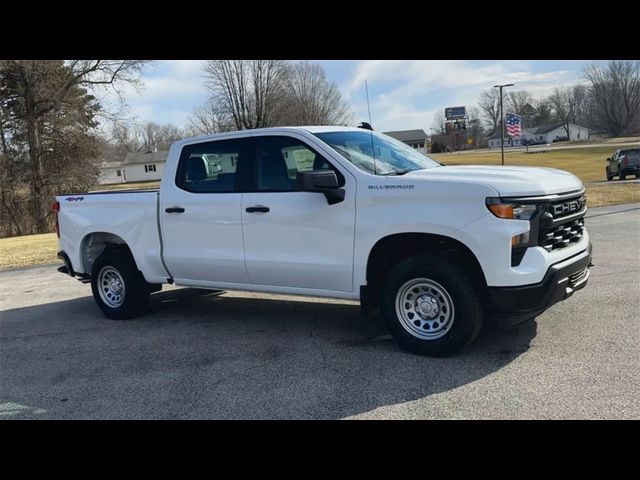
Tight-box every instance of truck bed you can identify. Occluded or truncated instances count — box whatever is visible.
[56,189,169,283]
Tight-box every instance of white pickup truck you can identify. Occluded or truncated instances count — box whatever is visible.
[55,126,592,356]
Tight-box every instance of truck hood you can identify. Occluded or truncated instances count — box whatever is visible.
[407,165,583,196]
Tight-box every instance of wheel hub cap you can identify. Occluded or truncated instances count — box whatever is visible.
[416,295,438,318]
[97,266,126,308]
[395,278,455,340]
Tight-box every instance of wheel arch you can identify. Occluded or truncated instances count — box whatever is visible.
[364,232,489,310]
[80,231,137,275]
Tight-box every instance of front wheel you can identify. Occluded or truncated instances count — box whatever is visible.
[381,256,484,357]
[91,250,150,320]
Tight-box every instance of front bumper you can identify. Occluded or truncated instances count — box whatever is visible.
[488,242,592,326]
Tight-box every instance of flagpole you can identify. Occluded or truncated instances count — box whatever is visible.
[494,83,514,166]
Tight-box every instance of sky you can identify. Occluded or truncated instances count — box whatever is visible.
[96,60,598,134]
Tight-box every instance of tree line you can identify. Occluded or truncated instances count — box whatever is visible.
[433,61,640,145]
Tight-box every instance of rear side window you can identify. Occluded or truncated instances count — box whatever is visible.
[176,138,249,193]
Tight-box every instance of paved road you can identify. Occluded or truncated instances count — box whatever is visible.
[1,204,639,419]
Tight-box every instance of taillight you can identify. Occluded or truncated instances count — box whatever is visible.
[623,155,629,165]
[52,201,60,238]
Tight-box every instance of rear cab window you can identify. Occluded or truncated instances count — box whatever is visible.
[176,137,252,193]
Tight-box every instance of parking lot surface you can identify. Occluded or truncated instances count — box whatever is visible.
[1,204,639,419]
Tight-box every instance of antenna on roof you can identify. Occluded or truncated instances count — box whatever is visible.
[364,79,377,175]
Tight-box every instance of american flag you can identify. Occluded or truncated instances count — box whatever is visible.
[506,113,522,138]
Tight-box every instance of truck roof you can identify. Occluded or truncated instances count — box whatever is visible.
[174,126,365,147]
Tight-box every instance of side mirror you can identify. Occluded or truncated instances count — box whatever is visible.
[296,170,345,205]
[606,157,611,162]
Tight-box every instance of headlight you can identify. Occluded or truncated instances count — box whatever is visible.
[486,198,539,220]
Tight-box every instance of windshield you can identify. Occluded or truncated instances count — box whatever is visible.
[314,130,440,175]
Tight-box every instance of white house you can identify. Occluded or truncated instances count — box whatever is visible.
[488,135,522,149]
[123,151,168,182]
[522,123,589,144]
[95,161,125,185]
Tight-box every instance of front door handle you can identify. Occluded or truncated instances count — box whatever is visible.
[165,206,185,213]
[245,206,270,213]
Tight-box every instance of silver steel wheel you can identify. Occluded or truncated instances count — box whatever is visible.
[97,266,126,308]
[395,278,455,340]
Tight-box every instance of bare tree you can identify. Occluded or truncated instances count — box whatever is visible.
[584,60,640,136]
[531,98,554,126]
[431,110,447,135]
[505,90,533,116]
[281,62,351,125]
[478,89,501,134]
[188,100,234,135]
[138,122,184,152]
[548,88,575,137]
[547,85,590,137]
[202,60,289,130]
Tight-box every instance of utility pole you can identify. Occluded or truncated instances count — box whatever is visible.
[493,83,514,166]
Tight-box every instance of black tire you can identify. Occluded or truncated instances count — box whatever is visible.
[380,255,483,357]
[91,249,150,320]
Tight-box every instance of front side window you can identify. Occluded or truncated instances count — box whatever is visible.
[176,138,247,193]
[314,130,440,175]
[255,136,343,192]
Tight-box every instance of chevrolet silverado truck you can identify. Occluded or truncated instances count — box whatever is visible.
[54,126,592,356]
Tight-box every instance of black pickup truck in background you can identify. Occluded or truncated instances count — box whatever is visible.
[606,148,640,180]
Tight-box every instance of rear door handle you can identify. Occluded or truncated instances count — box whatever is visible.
[165,206,185,213]
[245,206,270,213]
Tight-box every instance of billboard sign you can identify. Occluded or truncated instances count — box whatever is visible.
[445,106,466,120]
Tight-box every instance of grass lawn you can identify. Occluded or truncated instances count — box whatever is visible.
[431,146,626,183]
[0,233,59,270]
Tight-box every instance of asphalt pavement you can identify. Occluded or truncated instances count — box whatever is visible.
[1,203,639,419]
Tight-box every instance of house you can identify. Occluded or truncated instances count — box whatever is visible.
[122,150,168,182]
[383,129,429,154]
[487,135,522,149]
[95,161,125,185]
[522,123,589,144]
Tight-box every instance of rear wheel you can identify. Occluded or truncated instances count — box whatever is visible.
[381,255,483,357]
[91,250,150,319]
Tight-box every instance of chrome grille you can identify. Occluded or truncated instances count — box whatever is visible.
[539,217,585,252]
